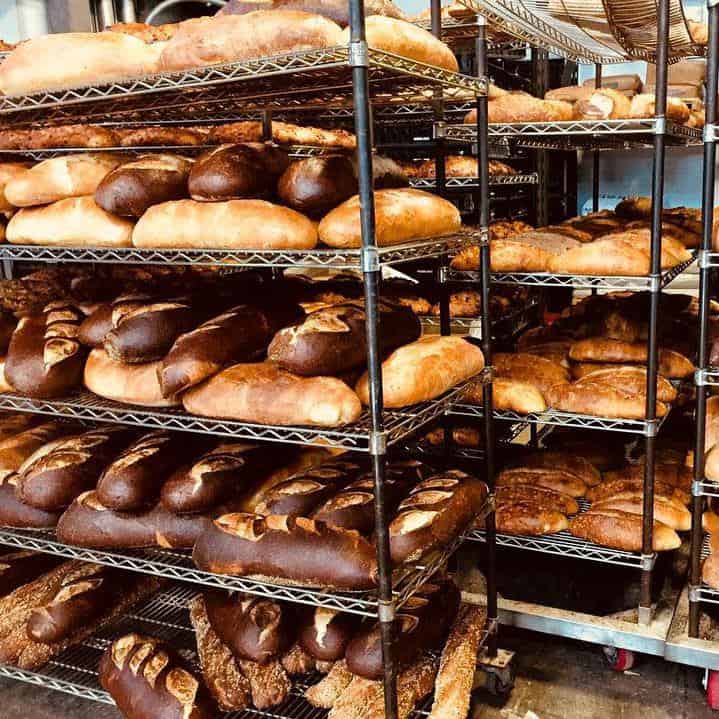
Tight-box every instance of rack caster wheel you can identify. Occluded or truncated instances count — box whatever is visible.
[703,669,719,709]
[473,648,515,698]
[602,646,635,672]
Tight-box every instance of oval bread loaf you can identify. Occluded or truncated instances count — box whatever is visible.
[298,607,359,662]
[0,474,62,528]
[132,199,318,250]
[0,162,31,212]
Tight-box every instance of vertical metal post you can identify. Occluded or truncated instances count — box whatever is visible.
[592,64,602,213]
[476,13,498,657]
[690,1,719,638]
[348,1,396,716]
[261,111,273,142]
[532,48,550,226]
[639,0,670,626]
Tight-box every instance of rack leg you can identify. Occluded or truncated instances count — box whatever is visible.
[640,0,671,625]
[349,0,397,715]
[689,0,719,639]
[591,64,602,214]
[476,14,497,657]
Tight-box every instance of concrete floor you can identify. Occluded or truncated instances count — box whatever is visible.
[1,628,714,719]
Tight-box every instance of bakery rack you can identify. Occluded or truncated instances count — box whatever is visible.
[0,582,496,714]
[0,4,503,718]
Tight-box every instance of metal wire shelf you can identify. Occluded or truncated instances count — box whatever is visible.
[0,499,491,618]
[410,173,539,189]
[444,119,702,148]
[0,47,487,128]
[467,498,654,569]
[450,252,697,291]
[456,0,703,64]
[0,230,476,270]
[0,371,489,452]
[0,583,495,716]
[450,403,669,437]
[692,481,719,499]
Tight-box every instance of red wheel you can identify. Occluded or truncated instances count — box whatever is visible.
[706,670,719,709]
[602,646,635,672]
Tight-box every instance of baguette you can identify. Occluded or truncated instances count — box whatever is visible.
[306,660,354,708]
[569,509,680,551]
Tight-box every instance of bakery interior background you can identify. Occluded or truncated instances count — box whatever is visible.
[0,0,709,213]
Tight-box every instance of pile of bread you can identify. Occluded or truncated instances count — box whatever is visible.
[0,147,470,252]
[463,86,700,128]
[451,198,698,277]
[463,292,696,420]
[402,156,518,179]
[0,553,161,670]
[0,1,459,98]
[490,448,688,552]
[0,422,488,589]
[105,580,487,719]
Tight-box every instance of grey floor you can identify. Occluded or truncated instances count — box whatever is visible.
[1,628,714,719]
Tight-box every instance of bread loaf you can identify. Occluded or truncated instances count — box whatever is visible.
[160,442,268,514]
[5,154,122,208]
[496,468,586,498]
[96,431,199,511]
[26,566,124,643]
[356,336,484,408]
[269,300,420,377]
[208,120,356,149]
[0,474,62,528]
[495,484,579,515]
[305,660,354,708]
[192,512,379,589]
[630,93,691,123]
[114,126,205,147]
[544,382,667,419]
[15,426,134,511]
[587,478,688,506]
[189,144,289,201]
[513,451,600,487]
[572,365,678,403]
[204,591,294,663]
[486,377,547,413]
[108,21,180,42]
[103,298,202,364]
[0,551,61,597]
[592,496,690,531]
[569,509,680,551]
[346,579,460,679]
[132,198,318,250]
[5,302,87,398]
[0,421,69,480]
[99,634,213,719]
[299,608,359,661]
[254,458,363,518]
[319,188,461,248]
[56,491,216,549]
[95,155,193,217]
[0,32,163,96]
[572,89,631,120]
[495,501,569,535]
[7,196,134,247]
[159,304,302,397]
[494,352,569,396]
[0,414,38,443]
[182,362,362,426]
[160,11,344,71]
[0,163,31,212]
[78,303,113,347]
[389,470,488,564]
[84,349,181,407]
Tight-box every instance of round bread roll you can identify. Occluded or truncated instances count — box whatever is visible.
[318,188,460,248]
[83,348,181,407]
[339,16,458,71]
[132,199,318,250]
[0,32,163,96]
[7,197,134,247]
[5,154,124,208]
[0,162,31,212]
[95,154,193,217]
[188,143,289,201]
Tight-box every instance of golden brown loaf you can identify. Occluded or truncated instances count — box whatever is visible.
[494,352,569,396]
[0,32,163,96]
[340,16,458,71]
[4,154,123,208]
[355,336,484,408]
[704,510,719,534]
[7,197,134,248]
[467,93,573,124]
[183,362,362,426]
[592,496,690,531]
[132,199,318,250]
[569,509,680,551]
[494,502,569,536]
[572,89,631,120]
[574,366,677,403]
[160,11,344,72]
[629,94,691,123]
[208,121,356,149]
[318,188,460,248]
[496,468,587,498]
[544,381,666,419]
[490,231,581,272]
[83,348,181,407]
[545,86,593,103]
[487,377,547,414]
[0,163,31,213]
[515,451,600,487]
[703,553,719,590]
[495,483,579,515]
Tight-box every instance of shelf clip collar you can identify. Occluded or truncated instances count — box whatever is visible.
[640,553,656,571]
[378,598,395,622]
[704,123,719,143]
[696,367,708,387]
[698,249,712,270]
[369,430,387,456]
[688,584,702,602]
[349,40,369,68]
[360,245,379,273]
[478,227,490,247]
[692,479,706,497]
[653,117,667,135]
[644,419,659,438]
[434,121,447,139]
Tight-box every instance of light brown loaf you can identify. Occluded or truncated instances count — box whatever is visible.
[83,348,181,407]
[0,32,163,96]
[355,336,484,408]
[493,352,569,396]
[490,232,581,272]
[484,377,547,413]
[568,509,680,551]
[591,496,691,531]
[318,188,460,249]
[703,553,719,590]
[544,381,666,419]
[5,154,123,208]
[572,89,631,120]
[132,199,318,250]
[0,163,31,212]
[339,17,458,71]
[513,451,601,487]
[494,502,569,536]
[160,11,344,72]
[183,362,362,426]
[704,510,719,534]
[574,366,678,403]
[7,197,134,248]
[495,483,579,515]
